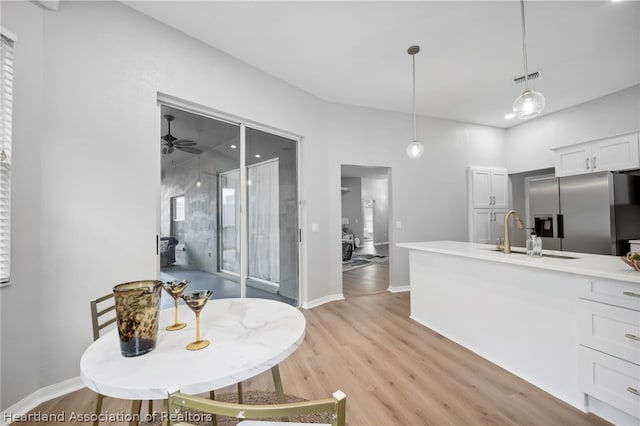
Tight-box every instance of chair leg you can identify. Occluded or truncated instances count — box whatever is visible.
[93,393,104,426]
[237,382,243,404]
[130,400,142,426]
[148,400,153,416]
[209,390,217,426]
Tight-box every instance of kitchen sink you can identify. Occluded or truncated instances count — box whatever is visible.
[482,248,579,260]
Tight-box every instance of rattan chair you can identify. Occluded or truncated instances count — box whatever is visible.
[167,389,346,426]
[89,293,152,425]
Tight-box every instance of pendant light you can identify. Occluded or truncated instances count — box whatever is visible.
[406,45,424,159]
[512,0,545,119]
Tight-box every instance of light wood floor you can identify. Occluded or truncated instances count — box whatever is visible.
[18,292,609,425]
[343,243,389,298]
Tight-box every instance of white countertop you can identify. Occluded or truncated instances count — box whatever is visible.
[397,240,640,284]
[80,298,306,400]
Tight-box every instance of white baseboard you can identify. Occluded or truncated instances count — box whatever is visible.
[387,285,410,293]
[301,293,344,309]
[373,242,389,246]
[1,376,84,426]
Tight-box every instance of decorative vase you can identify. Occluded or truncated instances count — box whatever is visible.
[113,280,162,357]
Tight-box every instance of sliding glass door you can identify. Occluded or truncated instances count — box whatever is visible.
[159,104,299,305]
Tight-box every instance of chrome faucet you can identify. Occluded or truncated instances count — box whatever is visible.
[503,209,525,254]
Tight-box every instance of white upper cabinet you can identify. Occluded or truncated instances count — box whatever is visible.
[467,167,510,243]
[469,167,509,209]
[553,132,640,177]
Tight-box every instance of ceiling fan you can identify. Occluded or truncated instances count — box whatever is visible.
[161,114,202,155]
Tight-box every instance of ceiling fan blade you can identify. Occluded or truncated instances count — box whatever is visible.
[174,139,197,146]
[176,146,202,154]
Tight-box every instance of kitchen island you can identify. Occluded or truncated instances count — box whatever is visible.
[397,241,640,425]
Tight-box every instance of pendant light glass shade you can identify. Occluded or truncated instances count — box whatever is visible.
[513,0,544,119]
[406,141,424,159]
[406,45,423,159]
[513,89,545,119]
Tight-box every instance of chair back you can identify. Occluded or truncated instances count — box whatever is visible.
[167,390,346,426]
[89,293,116,341]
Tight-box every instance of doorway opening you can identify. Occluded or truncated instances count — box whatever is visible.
[158,104,300,307]
[340,165,391,298]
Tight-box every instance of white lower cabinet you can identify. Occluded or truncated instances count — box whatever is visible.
[470,209,506,244]
[579,279,640,421]
[579,346,640,419]
[578,299,640,365]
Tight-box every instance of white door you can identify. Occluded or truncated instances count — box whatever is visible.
[472,210,491,244]
[490,170,509,209]
[491,209,508,242]
[472,168,492,208]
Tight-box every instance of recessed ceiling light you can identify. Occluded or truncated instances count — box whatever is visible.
[230,144,237,149]
[611,0,623,3]
[255,154,261,158]
[504,113,516,120]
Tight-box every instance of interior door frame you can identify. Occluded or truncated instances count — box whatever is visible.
[157,93,303,305]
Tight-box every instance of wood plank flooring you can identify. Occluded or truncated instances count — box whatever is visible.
[343,243,389,298]
[15,292,609,426]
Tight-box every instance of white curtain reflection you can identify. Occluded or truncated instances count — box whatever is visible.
[248,159,280,284]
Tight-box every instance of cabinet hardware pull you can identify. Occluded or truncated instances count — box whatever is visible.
[623,291,640,298]
[489,195,492,205]
[586,157,590,170]
[625,333,640,341]
[492,196,496,205]
[593,156,597,169]
[628,387,640,397]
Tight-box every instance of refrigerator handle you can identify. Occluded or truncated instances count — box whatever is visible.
[557,214,564,239]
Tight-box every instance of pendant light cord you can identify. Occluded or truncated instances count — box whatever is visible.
[412,51,417,142]
[520,0,530,91]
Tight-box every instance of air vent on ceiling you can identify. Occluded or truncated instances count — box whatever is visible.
[512,69,544,86]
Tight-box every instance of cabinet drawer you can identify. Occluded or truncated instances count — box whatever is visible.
[579,346,640,419]
[578,299,640,365]
[580,278,640,311]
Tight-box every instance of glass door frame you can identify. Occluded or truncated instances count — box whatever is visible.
[157,94,302,304]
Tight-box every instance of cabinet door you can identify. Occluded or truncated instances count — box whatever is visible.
[592,133,640,172]
[471,210,491,243]
[490,170,509,208]
[471,168,492,208]
[490,209,508,242]
[554,144,591,177]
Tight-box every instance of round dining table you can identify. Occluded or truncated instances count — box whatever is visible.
[80,298,306,403]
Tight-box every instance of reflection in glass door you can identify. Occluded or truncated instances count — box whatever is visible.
[246,128,299,302]
[220,170,240,274]
[248,159,280,284]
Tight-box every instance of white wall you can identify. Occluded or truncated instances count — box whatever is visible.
[1,0,509,408]
[1,0,328,408]
[326,104,507,291]
[506,85,640,173]
[0,0,45,409]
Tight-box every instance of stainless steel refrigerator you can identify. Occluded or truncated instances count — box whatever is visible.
[528,171,640,255]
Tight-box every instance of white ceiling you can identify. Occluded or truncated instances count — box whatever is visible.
[125,1,640,129]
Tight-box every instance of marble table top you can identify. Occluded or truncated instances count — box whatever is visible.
[80,298,306,400]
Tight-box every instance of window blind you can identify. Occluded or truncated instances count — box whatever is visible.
[0,33,14,284]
